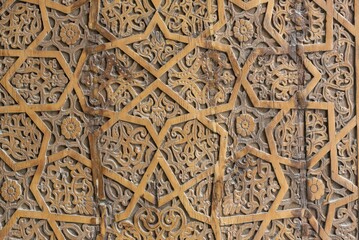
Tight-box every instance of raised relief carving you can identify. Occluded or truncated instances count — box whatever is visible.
[0,0,357,239]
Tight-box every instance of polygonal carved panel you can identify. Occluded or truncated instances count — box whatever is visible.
[165,47,238,110]
[0,0,358,239]
[161,119,220,184]
[9,57,70,105]
[158,0,220,37]
[39,156,96,216]
[99,120,156,185]
[97,0,155,39]
[0,1,43,50]
[80,48,156,112]
[0,113,43,164]
[222,154,280,216]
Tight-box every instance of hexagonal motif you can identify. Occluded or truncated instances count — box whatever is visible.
[210,87,280,155]
[0,113,43,164]
[38,3,108,72]
[38,92,103,158]
[99,120,157,185]
[0,1,43,49]
[221,154,280,216]
[9,57,70,105]
[80,48,156,113]
[39,155,96,216]
[157,0,220,37]
[211,2,280,67]
[0,0,357,238]
[161,119,220,184]
[164,47,238,110]
[97,0,155,39]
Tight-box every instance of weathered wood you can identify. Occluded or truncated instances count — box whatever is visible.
[0,0,358,239]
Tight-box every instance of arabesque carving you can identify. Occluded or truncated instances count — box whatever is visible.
[0,0,358,239]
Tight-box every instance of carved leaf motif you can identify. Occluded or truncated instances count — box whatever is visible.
[99,0,155,38]
[0,113,42,162]
[0,2,43,49]
[99,121,156,185]
[161,120,219,183]
[10,58,69,105]
[132,29,185,69]
[39,157,96,216]
[81,49,155,111]
[167,48,236,109]
[0,0,357,239]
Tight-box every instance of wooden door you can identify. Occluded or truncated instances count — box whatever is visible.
[0,0,357,239]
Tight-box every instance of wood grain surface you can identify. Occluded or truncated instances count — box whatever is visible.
[0,0,358,239]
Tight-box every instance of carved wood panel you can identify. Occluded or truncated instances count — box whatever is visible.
[0,0,358,239]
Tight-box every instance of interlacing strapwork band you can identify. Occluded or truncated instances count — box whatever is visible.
[0,0,358,239]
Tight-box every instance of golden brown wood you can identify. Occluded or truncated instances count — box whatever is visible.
[0,0,358,239]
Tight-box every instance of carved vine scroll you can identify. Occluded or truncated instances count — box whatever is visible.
[0,0,358,239]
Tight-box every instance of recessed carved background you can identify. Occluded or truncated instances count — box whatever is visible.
[0,0,358,239]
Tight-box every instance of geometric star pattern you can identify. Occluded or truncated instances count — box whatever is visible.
[0,0,358,239]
